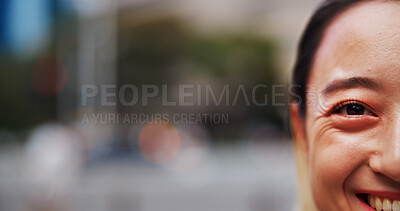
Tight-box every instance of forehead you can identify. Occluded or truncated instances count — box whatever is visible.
[310,1,400,88]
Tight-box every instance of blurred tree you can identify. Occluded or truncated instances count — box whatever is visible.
[117,14,283,140]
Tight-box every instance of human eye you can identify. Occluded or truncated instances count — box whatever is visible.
[330,99,377,117]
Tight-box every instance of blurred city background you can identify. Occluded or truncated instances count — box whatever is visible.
[0,0,319,210]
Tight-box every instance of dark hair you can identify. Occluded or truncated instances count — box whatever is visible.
[292,0,364,116]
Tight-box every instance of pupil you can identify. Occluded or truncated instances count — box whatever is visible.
[346,104,364,115]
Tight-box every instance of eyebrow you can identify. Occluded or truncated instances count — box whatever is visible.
[322,76,381,96]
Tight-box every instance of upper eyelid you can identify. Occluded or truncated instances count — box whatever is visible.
[332,100,362,112]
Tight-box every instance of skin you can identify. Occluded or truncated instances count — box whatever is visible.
[291,1,400,210]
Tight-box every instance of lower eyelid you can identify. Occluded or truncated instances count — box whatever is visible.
[329,115,380,131]
[333,113,379,120]
[331,114,379,124]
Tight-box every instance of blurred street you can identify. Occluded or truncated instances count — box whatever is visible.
[0,140,297,211]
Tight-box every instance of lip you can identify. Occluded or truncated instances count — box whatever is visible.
[355,190,400,201]
[357,197,375,211]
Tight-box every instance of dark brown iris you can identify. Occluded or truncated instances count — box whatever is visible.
[347,104,365,115]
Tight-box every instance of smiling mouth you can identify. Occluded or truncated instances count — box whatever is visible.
[357,193,400,211]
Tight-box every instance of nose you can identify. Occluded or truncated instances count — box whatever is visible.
[369,117,400,181]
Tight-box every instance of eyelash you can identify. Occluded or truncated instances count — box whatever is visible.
[327,99,376,116]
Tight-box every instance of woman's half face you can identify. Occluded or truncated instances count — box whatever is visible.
[298,1,400,211]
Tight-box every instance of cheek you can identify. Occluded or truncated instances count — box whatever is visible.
[308,131,368,206]
[311,140,356,185]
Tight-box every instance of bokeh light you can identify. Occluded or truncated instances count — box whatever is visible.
[138,121,181,164]
[31,55,68,97]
